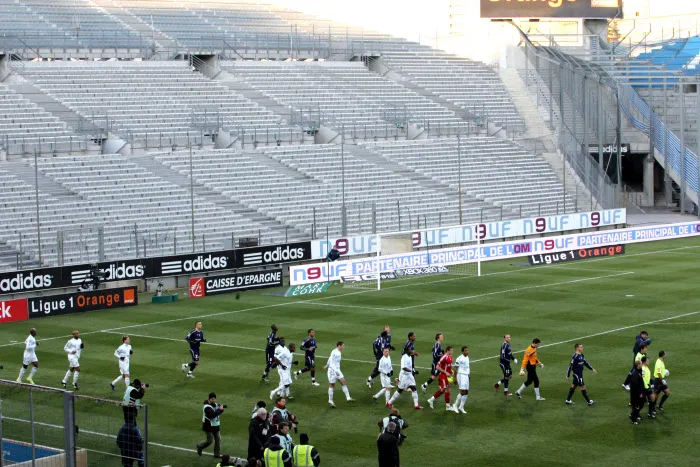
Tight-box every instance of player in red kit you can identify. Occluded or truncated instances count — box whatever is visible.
[426,346,457,412]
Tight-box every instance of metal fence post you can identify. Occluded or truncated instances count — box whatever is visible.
[57,231,64,267]
[134,224,139,258]
[143,404,149,467]
[97,226,105,262]
[30,388,36,464]
[63,391,76,467]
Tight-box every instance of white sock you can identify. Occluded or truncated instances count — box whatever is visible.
[428,396,435,402]
[389,391,400,404]
[460,395,468,409]
[328,388,334,403]
[18,367,26,379]
[29,367,38,378]
[342,385,351,400]
[62,370,72,383]
[124,377,130,386]
[535,388,541,398]
[112,375,123,385]
[412,391,419,406]
[374,388,386,399]
[385,390,391,403]
[517,384,526,394]
[495,381,501,386]
[73,372,80,384]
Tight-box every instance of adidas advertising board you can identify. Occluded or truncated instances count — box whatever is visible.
[153,252,233,277]
[189,269,283,298]
[1,241,311,296]
[28,287,138,319]
[237,242,311,267]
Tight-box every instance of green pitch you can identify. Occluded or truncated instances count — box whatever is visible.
[2,238,700,466]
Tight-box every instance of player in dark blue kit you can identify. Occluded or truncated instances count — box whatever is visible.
[565,343,597,405]
[420,333,444,393]
[494,334,517,396]
[181,321,205,379]
[262,324,280,382]
[366,325,393,388]
[294,329,320,386]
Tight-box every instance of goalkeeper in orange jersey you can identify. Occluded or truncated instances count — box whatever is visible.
[515,338,546,401]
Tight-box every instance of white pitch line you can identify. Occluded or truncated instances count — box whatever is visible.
[5,416,201,454]
[1,243,696,349]
[99,330,433,370]
[469,310,700,363]
[394,272,635,311]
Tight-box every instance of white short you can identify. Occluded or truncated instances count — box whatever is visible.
[68,356,80,368]
[327,369,344,384]
[457,374,470,391]
[23,352,37,366]
[398,374,416,390]
[278,368,292,386]
[119,360,130,375]
[380,374,393,388]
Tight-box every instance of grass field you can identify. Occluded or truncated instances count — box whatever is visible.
[2,237,700,466]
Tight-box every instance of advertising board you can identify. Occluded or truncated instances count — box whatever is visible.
[311,210,626,259]
[292,221,700,284]
[480,0,620,19]
[189,269,283,298]
[27,287,138,319]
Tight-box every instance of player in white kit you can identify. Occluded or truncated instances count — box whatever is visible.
[372,348,394,405]
[62,330,83,390]
[387,347,424,410]
[111,336,133,391]
[453,346,471,414]
[323,341,354,408]
[17,328,39,385]
[270,340,297,400]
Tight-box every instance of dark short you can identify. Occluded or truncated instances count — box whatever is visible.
[305,354,315,369]
[499,362,512,379]
[431,363,440,377]
[189,348,200,362]
[266,350,275,364]
[653,378,668,393]
[571,374,584,387]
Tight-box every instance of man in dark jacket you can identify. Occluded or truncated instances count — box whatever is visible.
[377,421,400,467]
[326,244,341,262]
[248,408,270,461]
[116,422,144,467]
[197,392,224,458]
[629,360,645,425]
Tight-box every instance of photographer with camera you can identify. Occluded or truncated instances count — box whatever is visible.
[122,379,147,424]
[377,422,400,467]
[270,397,298,436]
[197,392,225,459]
[378,408,408,445]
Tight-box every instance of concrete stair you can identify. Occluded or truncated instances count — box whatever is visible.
[499,67,597,211]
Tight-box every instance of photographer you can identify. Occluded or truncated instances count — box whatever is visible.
[116,422,144,467]
[270,397,298,436]
[378,408,408,445]
[377,422,400,467]
[122,379,147,424]
[197,392,225,459]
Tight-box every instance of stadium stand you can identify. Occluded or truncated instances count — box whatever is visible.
[360,137,575,217]
[220,60,471,139]
[0,0,580,269]
[20,60,303,149]
[0,82,86,155]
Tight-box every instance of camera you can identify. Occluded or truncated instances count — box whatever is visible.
[222,404,228,408]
